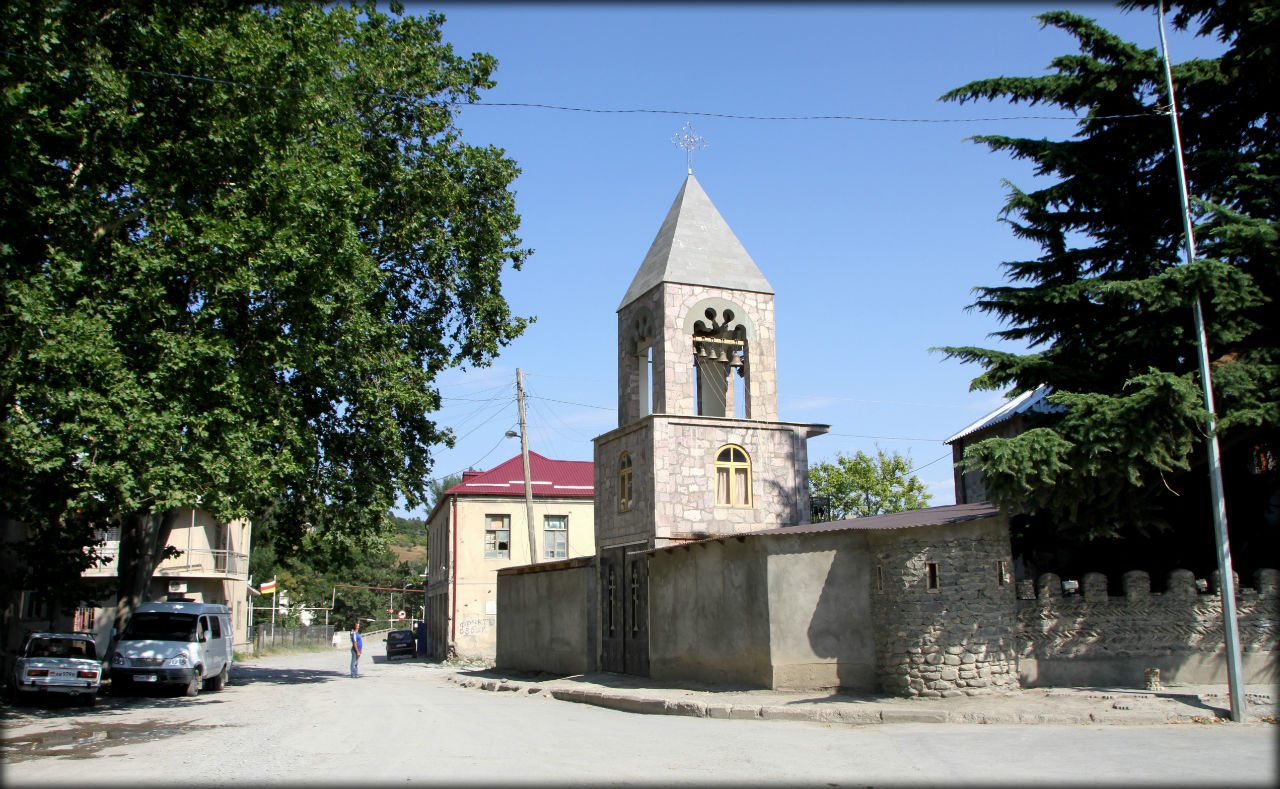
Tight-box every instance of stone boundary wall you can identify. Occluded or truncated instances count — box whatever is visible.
[867,521,1020,697]
[1017,568,1279,686]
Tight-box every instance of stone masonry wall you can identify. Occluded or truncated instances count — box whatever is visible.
[593,420,655,550]
[868,522,1019,697]
[651,416,812,538]
[1017,567,1279,685]
[661,283,777,421]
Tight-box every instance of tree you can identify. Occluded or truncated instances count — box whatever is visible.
[426,471,466,513]
[934,1,1277,571]
[1,1,530,635]
[808,449,931,521]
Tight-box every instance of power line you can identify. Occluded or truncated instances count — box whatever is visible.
[527,395,615,412]
[826,432,946,442]
[0,49,1160,125]
[462,102,1157,123]
[908,452,952,475]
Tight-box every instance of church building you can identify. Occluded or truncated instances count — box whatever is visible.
[496,172,1023,697]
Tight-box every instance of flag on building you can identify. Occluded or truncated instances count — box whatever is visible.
[260,579,277,594]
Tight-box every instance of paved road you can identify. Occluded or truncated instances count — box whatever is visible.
[2,648,1275,786]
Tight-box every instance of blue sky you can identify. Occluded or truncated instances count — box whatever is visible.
[393,2,1227,518]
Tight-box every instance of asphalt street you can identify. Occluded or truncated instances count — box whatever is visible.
[2,646,1275,787]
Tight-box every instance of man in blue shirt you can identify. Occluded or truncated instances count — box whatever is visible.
[350,621,363,678]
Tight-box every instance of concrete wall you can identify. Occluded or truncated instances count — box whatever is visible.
[1018,567,1279,686]
[763,531,876,691]
[429,494,595,661]
[496,558,597,675]
[648,537,773,687]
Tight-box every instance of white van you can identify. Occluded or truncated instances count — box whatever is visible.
[110,602,233,696]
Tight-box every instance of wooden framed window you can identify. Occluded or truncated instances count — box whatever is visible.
[714,445,752,507]
[926,562,940,591]
[544,515,568,560]
[484,515,511,559]
[619,452,633,512]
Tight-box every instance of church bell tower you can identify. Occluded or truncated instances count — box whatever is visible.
[593,173,828,555]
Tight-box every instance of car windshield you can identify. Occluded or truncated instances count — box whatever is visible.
[124,612,198,642]
[389,631,413,641]
[26,637,96,660]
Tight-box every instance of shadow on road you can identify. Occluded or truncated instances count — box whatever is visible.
[1,686,227,723]
[232,665,344,685]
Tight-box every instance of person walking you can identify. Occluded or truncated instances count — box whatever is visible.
[350,621,363,678]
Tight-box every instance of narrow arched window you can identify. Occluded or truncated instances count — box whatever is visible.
[619,452,633,512]
[714,445,751,507]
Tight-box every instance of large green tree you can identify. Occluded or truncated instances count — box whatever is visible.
[808,449,931,522]
[936,1,1277,572]
[1,1,529,634]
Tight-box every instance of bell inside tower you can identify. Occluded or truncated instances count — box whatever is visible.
[692,307,748,418]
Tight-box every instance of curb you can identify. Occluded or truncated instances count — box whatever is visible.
[448,675,1104,725]
[446,673,1278,726]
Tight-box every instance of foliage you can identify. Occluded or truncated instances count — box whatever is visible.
[250,509,425,630]
[387,514,429,548]
[934,1,1278,549]
[0,1,529,623]
[426,471,467,514]
[808,449,931,521]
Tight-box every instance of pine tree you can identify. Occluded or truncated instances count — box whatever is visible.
[935,1,1278,572]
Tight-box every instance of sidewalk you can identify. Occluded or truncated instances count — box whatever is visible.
[447,668,1277,726]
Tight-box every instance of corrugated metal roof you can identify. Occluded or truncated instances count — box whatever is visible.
[645,502,1001,554]
[444,452,593,498]
[944,384,1062,444]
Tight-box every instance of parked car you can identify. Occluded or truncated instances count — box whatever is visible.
[385,629,416,660]
[110,601,233,697]
[8,632,102,706]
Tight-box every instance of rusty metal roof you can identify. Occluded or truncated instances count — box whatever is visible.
[645,501,1001,554]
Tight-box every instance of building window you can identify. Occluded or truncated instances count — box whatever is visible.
[619,452,633,512]
[21,592,48,621]
[484,515,511,559]
[714,445,752,507]
[544,515,568,560]
[927,562,940,591]
[73,605,95,632]
[997,560,1010,586]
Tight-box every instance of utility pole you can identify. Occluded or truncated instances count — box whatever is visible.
[1157,2,1245,721]
[516,368,538,565]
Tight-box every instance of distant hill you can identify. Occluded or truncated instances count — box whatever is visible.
[391,544,426,565]
[388,515,427,569]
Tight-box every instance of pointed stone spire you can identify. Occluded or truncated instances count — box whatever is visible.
[619,175,774,310]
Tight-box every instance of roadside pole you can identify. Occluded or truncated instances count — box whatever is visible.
[1156,1,1245,721]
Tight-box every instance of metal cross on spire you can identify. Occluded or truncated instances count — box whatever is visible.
[671,121,709,174]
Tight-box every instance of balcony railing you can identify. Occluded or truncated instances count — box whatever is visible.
[82,543,248,580]
[157,548,249,579]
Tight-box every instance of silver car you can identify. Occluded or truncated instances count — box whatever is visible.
[9,632,102,706]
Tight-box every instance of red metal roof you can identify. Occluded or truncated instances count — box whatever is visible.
[444,452,594,499]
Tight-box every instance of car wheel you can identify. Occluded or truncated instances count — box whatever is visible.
[205,664,227,692]
[184,671,201,697]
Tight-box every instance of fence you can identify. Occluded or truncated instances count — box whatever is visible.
[254,624,334,652]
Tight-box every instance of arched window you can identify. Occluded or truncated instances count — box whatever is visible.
[619,452,633,512]
[714,445,751,507]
